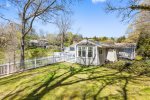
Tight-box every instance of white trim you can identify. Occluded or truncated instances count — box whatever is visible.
[75,45,77,62]
[96,46,98,65]
[77,46,95,58]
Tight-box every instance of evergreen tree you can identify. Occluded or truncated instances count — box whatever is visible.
[137,32,150,58]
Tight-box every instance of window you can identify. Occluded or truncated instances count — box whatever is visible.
[78,47,81,57]
[82,47,86,57]
[88,47,93,57]
[78,46,93,57]
[99,49,103,54]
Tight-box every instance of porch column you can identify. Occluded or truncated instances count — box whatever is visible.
[95,46,98,66]
[86,47,88,65]
[132,47,136,59]
[75,45,77,63]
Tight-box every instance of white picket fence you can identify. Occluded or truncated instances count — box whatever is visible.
[0,55,76,77]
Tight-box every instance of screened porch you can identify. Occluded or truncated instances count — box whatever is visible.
[76,46,97,65]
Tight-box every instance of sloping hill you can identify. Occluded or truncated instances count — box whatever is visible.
[0,63,150,100]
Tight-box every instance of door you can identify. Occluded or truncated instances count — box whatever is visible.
[99,48,104,65]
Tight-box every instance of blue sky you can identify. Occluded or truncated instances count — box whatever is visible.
[71,0,128,37]
[0,0,128,38]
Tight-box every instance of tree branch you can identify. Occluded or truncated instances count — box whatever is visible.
[130,4,150,11]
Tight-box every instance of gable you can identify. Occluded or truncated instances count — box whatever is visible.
[76,39,102,47]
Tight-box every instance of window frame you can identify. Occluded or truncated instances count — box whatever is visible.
[88,47,93,57]
[99,49,103,55]
[78,47,82,57]
[78,46,94,58]
[82,47,86,57]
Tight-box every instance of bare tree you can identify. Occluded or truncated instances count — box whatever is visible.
[0,25,7,48]
[7,0,77,68]
[134,12,150,31]
[5,23,19,66]
[0,23,19,48]
[106,0,150,21]
[0,22,20,64]
[106,0,150,44]
[55,14,72,51]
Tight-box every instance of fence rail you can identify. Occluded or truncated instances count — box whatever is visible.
[0,55,75,77]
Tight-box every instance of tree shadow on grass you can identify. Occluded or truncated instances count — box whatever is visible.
[82,73,144,100]
[119,77,129,100]
[1,63,147,100]
[92,80,115,100]
[0,63,61,85]
[1,64,78,100]
[23,66,121,100]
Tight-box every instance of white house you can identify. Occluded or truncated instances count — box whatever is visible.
[63,39,136,66]
[29,39,49,48]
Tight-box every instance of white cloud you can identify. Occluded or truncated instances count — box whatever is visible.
[92,0,106,3]
[6,2,11,7]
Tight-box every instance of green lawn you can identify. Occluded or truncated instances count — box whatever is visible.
[0,63,150,100]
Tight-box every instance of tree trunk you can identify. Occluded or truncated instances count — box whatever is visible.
[13,50,16,71]
[61,32,65,52]
[20,36,25,69]
[20,18,26,69]
[61,43,64,52]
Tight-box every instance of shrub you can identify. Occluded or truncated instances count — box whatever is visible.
[137,32,150,58]
[135,55,143,61]
[145,60,150,65]
[25,48,48,59]
[104,60,126,71]
[104,60,150,76]
[130,61,150,76]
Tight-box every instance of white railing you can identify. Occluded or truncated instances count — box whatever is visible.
[54,52,76,63]
[0,55,70,77]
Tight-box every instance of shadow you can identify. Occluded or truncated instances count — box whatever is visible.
[122,77,128,100]
[0,71,47,85]
[1,63,148,100]
[23,66,85,99]
[0,63,61,85]
[93,80,116,100]
[82,91,89,100]
[1,65,121,100]
[2,82,41,100]
[90,76,130,100]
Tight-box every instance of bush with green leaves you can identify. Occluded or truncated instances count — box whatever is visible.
[135,55,143,61]
[104,60,126,71]
[25,48,48,59]
[130,61,150,76]
[104,60,150,76]
[137,32,150,58]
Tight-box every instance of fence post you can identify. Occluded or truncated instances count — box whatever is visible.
[53,55,55,63]
[47,57,49,65]
[34,58,37,68]
[7,63,10,75]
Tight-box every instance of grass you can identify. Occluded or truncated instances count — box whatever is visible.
[0,63,150,100]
